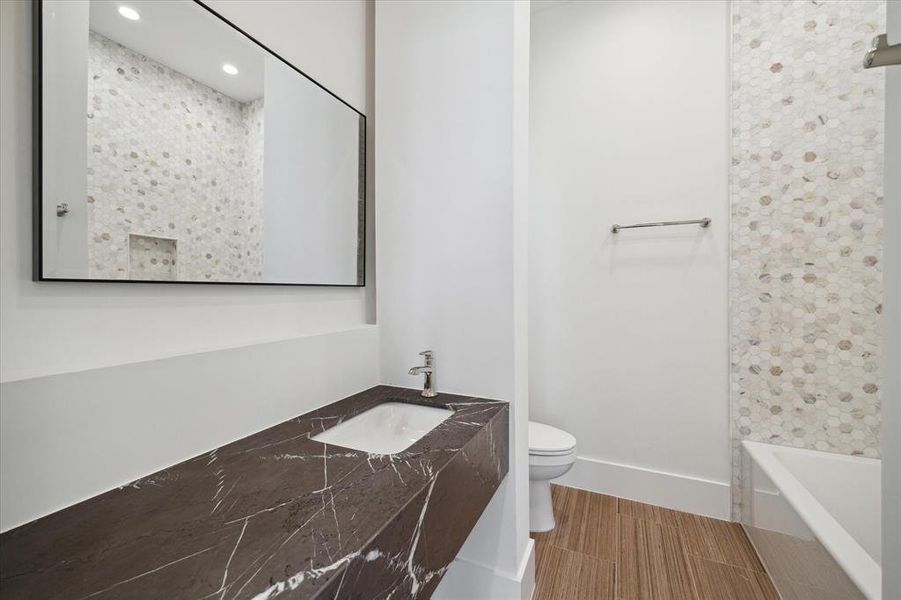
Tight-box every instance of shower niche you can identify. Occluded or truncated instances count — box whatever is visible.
[127,234,177,281]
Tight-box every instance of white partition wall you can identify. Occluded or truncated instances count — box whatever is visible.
[0,327,380,531]
[375,1,533,597]
[1,0,373,384]
[529,0,731,518]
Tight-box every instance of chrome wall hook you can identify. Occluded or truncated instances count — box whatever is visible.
[863,34,901,69]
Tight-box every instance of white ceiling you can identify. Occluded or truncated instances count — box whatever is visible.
[89,0,264,102]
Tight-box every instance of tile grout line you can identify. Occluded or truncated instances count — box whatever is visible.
[616,499,768,575]
[687,552,772,576]
[684,550,767,574]
[682,528,703,600]
[612,496,618,600]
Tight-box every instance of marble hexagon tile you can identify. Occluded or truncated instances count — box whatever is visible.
[86,32,264,282]
[729,0,884,516]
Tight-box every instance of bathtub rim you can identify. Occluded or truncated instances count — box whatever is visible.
[741,440,881,600]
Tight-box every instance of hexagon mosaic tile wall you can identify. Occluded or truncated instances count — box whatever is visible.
[86,32,264,282]
[730,0,884,516]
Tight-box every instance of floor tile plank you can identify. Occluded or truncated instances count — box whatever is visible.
[532,541,615,600]
[679,515,765,572]
[619,497,764,572]
[690,556,779,600]
[532,486,776,600]
[618,497,693,525]
[531,484,617,561]
[616,514,696,600]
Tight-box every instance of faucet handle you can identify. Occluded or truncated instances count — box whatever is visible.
[419,350,433,364]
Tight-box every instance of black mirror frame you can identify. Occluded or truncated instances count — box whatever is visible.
[32,0,367,287]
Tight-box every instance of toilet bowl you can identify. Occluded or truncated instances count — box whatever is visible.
[528,421,577,532]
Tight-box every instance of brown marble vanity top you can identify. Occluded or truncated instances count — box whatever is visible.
[0,385,509,599]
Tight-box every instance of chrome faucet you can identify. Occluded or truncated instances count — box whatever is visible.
[408,350,437,398]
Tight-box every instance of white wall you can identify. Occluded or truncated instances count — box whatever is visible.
[0,327,379,531]
[262,54,361,284]
[0,0,381,530]
[881,1,900,596]
[529,0,731,518]
[0,0,374,383]
[375,1,532,596]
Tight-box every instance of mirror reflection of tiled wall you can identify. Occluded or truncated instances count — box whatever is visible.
[86,32,264,282]
[729,0,885,516]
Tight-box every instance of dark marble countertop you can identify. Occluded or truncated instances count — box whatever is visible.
[0,386,509,599]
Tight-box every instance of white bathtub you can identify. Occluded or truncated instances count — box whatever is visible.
[741,440,882,600]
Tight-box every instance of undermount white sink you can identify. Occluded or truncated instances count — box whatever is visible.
[311,401,454,454]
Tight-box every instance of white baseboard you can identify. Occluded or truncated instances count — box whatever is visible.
[434,539,535,600]
[557,456,731,520]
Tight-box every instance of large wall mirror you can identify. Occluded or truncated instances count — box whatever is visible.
[35,0,365,286]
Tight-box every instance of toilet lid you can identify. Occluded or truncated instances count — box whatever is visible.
[529,421,576,455]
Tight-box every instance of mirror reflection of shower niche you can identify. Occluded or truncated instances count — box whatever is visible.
[128,234,177,281]
[36,0,365,286]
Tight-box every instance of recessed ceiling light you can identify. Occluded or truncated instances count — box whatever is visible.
[118,6,140,20]
[222,63,239,76]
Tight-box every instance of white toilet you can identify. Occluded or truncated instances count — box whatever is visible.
[528,421,577,532]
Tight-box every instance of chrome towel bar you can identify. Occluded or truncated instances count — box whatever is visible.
[611,217,711,234]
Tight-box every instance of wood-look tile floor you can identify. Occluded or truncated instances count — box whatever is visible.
[530,485,779,600]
